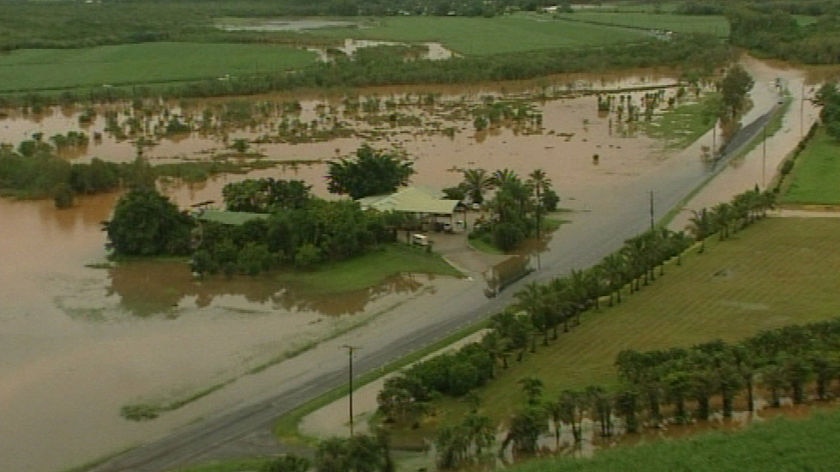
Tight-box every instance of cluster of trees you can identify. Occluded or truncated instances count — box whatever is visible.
[616,318,840,428]
[105,186,195,256]
[375,186,779,462]
[464,316,840,466]
[814,81,840,140]
[0,139,153,206]
[376,225,696,427]
[449,168,558,251]
[686,186,777,252]
[191,194,401,276]
[726,5,840,64]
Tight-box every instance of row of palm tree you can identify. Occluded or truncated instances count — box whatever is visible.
[439,317,840,470]
[686,186,776,252]
[615,318,840,428]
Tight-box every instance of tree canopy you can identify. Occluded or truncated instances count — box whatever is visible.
[327,145,414,199]
[105,188,194,256]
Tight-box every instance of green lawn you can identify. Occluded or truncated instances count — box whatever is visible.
[430,217,840,427]
[306,15,649,56]
[514,408,840,472]
[780,128,840,205]
[0,42,316,93]
[273,243,463,295]
[554,11,729,37]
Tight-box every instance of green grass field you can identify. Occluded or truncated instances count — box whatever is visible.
[514,408,840,472]
[554,11,729,37]
[431,217,840,425]
[302,15,650,56]
[0,42,315,93]
[273,243,463,295]
[780,128,840,205]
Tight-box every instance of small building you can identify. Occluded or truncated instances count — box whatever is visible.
[356,186,463,231]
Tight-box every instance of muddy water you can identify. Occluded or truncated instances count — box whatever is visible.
[0,72,695,471]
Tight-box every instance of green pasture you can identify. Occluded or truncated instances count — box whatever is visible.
[0,42,315,93]
[780,128,840,205]
[554,11,729,37]
[514,408,840,472]
[303,15,649,56]
[273,243,463,295]
[430,217,840,427]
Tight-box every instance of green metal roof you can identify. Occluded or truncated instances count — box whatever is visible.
[195,209,269,226]
[357,187,460,214]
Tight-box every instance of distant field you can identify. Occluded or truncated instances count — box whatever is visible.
[304,15,650,55]
[433,217,840,424]
[554,11,729,37]
[781,128,840,205]
[0,42,315,93]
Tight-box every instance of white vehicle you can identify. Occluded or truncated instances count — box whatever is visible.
[412,233,429,246]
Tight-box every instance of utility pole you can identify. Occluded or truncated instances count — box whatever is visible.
[762,125,767,189]
[341,345,360,436]
[649,190,655,231]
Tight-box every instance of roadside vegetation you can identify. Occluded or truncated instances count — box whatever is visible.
[378,214,840,467]
[779,126,840,205]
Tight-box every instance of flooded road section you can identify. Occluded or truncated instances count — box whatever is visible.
[0,71,725,471]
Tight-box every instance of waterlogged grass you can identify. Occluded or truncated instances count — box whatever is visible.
[644,94,718,150]
[780,127,840,205]
[273,243,463,295]
[513,408,840,472]
[307,15,649,56]
[0,42,316,93]
[554,11,729,37]
[427,217,840,429]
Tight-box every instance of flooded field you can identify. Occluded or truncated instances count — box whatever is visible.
[0,59,815,471]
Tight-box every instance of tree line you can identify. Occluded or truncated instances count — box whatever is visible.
[0,139,156,207]
[3,33,730,109]
[374,186,777,465]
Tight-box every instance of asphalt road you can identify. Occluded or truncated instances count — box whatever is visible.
[88,87,783,472]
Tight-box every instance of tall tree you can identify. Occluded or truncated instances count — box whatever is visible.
[105,187,193,256]
[527,168,551,238]
[461,168,494,204]
[327,145,414,199]
[719,64,755,120]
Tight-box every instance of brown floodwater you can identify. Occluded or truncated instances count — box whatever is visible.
[2,66,781,471]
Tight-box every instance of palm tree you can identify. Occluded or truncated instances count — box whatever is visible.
[686,208,712,253]
[543,399,564,449]
[613,389,641,434]
[527,169,551,238]
[557,390,584,444]
[518,376,544,406]
[712,202,733,240]
[490,168,519,188]
[461,168,494,205]
[514,282,550,345]
[501,406,547,457]
[587,385,613,437]
[600,252,626,305]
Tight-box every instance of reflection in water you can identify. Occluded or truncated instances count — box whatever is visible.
[105,259,430,317]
